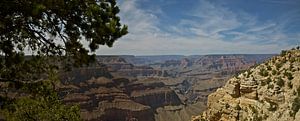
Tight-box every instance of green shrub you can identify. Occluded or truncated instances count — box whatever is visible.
[249,105,258,114]
[281,50,287,56]
[291,97,300,117]
[275,62,283,70]
[292,87,300,119]
[261,78,272,86]
[267,65,272,70]
[267,101,278,111]
[290,57,296,63]
[272,70,277,75]
[1,84,81,121]
[276,78,284,87]
[283,71,294,80]
[272,58,276,63]
[259,68,268,77]
[268,84,274,89]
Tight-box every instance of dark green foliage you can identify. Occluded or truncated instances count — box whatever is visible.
[267,101,278,111]
[283,71,294,80]
[275,62,283,70]
[290,57,296,63]
[276,78,284,87]
[0,0,128,82]
[282,58,287,63]
[249,105,263,121]
[292,87,300,117]
[249,70,253,75]
[280,50,287,56]
[272,70,277,75]
[291,87,300,117]
[1,81,81,121]
[261,78,271,86]
[259,68,268,77]
[0,68,83,120]
[0,0,128,67]
[0,0,127,120]
[267,84,274,89]
[267,65,272,70]
[249,105,258,114]
[271,59,276,64]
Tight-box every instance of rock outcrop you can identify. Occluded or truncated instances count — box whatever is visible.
[60,76,183,121]
[161,58,192,68]
[127,78,182,109]
[96,56,165,77]
[60,77,156,121]
[195,55,255,72]
[60,65,113,83]
[191,49,300,121]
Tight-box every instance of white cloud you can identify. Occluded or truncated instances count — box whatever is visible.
[97,0,297,55]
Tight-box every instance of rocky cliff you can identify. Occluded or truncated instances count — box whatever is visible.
[160,58,192,68]
[60,77,156,121]
[191,49,300,121]
[60,76,183,121]
[96,56,165,77]
[195,55,255,72]
[127,78,182,109]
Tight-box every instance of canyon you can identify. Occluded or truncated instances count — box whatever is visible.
[58,54,274,121]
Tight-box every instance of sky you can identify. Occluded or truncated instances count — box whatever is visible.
[97,0,300,55]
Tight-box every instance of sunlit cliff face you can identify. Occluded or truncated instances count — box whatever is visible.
[192,49,300,121]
